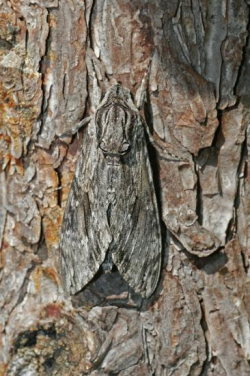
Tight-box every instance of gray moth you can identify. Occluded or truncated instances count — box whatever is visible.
[59,84,161,298]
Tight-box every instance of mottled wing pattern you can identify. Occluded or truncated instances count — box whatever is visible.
[60,86,162,299]
[112,124,162,298]
[59,130,111,294]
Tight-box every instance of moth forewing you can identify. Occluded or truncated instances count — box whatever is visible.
[59,84,162,298]
[111,119,162,298]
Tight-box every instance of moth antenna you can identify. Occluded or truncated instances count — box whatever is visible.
[135,50,156,109]
[45,183,71,193]
[58,116,92,138]
[91,59,102,110]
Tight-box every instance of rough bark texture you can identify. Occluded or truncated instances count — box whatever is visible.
[0,0,250,375]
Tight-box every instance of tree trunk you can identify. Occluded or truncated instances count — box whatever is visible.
[1,0,250,375]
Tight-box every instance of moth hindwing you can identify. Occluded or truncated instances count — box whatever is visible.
[60,84,162,298]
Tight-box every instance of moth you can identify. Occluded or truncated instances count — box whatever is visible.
[59,84,161,298]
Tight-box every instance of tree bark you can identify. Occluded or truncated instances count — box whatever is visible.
[1,0,250,375]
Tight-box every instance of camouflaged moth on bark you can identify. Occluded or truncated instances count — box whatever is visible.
[59,85,161,298]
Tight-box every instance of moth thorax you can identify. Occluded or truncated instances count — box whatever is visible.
[99,103,130,158]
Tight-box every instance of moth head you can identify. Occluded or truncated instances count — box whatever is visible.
[96,98,134,160]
